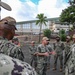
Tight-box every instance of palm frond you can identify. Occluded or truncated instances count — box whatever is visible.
[36,20,40,25]
[44,21,47,26]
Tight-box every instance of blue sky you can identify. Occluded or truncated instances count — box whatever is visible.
[1,0,69,22]
[63,0,68,3]
[20,0,68,4]
[20,0,40,4]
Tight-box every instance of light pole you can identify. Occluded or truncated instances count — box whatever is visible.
[0,0,12,19]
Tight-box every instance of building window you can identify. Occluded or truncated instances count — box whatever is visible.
[42,24,49,29]
[32,23,40,29]
[16,24,21,29]
[23,23,30,29]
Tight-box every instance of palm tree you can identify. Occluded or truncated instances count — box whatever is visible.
[36,13,47,42]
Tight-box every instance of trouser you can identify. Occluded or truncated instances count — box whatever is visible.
[36,63,47,75]
[34,61,37,70]
[30,58,33,66]
[54,54,63,69]
[47,55,51,67]
[30,56,37,69]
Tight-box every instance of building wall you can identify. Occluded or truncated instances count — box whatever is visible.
[15,18,73,42]
[15,18,73,35]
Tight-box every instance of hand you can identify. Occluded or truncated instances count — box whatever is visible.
[44,52,49,56]
[52,51,56,55]
[49,52,53,54]
[34,52,39,55]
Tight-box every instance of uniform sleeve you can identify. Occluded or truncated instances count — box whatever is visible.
[37,45,41,53]
[48,45,53,52]
[61,43,65,50]
[53,43,56,50]
[72,47,75,66]
[13,47,24,61]
[29,46,33,55]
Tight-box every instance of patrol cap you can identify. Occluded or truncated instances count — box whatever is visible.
[42,37,49,41]
[12,37,19,41]
[66,36,70,39]
[0,16,17,30]
[56,35,60,38]
[72,34,75,38]
[31,41,35,44]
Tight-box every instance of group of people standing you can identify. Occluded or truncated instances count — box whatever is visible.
[29,35,75,75]
[0,16,75,75]
[29,37,53,75]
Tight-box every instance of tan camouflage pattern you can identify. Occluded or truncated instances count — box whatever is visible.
[36,44,48,75]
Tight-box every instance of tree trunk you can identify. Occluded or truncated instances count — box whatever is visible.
[39,23,42,43]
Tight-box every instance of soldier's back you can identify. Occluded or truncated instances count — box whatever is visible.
[65,44,75,75]
[0,37,24,61]
[0,54,37,75]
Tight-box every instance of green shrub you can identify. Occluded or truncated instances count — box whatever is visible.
[60,34,66,41]
[43,29,51,40]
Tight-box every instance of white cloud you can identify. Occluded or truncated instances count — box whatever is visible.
[1,0,37,22]
[1,0,69,22]
[38,0,69,18]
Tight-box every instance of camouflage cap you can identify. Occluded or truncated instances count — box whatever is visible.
[66,36,70,39]
[56,35,60,38]
[42,37,49,41]
[31,41,35,44]
[0,16,17,30]
[12,37,19,41]
[72,34,75,38]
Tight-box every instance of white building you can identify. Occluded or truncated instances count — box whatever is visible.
[49,22,73,33]
[15,18,73,35]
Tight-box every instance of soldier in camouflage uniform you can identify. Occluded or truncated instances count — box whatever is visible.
[64,36,71,65]
[0,16,37,75]
[53,36,64,72]
[12,37,23,47]
[36,37,50,75]
[62,36,71,73]
[12,37,25,61]
[12,37,19,45]
[65,34,75,75]
[46,40,53,69]
[0,16,24,61]
[29,41,37,69]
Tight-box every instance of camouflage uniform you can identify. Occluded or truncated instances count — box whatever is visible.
[64,41,71,65]
[36,44,48,75]
[65,35,75,75]
[65,44,75,75]
[0,16,24,61]
[46,43,53,69]
[12,37,19,45]
[0,54,37,75]
[29,44,37,69]
[0,16,37,75]
[0,36,24,61]
[53,41,64,71]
